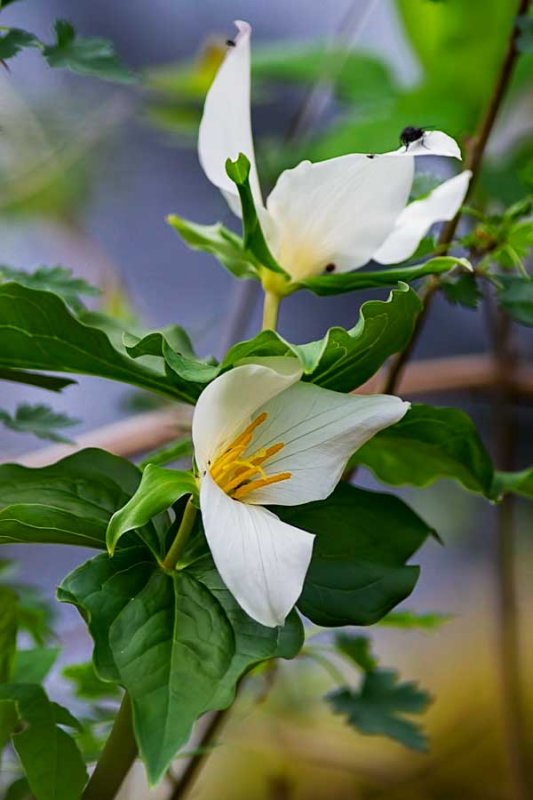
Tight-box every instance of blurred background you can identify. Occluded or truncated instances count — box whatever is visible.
[1,0,532,797]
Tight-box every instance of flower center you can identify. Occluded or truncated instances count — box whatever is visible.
[209,412,291,501]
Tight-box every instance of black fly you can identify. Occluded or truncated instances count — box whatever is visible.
[399,126,426,151]
[226,39,236,47]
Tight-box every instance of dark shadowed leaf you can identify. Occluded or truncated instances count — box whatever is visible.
[349,404,495,496]
[0,29,38,60]
[327,669,432,751]
[441,273,482,309]
[335,634,378,673]
[496,275,533,326]
[276,483,431,627]
[0,368,75,392]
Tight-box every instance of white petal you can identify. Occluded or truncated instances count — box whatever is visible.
[387,130,462,159]
[198,20,262,216]
[192,358,302,470]
[374,170,472,265]
[200,472,314,627]
[243,383,409,506]
[263,155,414,280]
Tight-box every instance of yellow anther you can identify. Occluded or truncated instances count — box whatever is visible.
[209,412,290,502]
[233,472,292,500]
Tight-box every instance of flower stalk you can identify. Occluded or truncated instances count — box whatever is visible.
[162,497,198,571]
[262,289,281,331]
[82,694,137,800]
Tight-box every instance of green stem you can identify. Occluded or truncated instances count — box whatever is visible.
[262,290,281,331]
[162,498,197,571]
[82,694,137,800]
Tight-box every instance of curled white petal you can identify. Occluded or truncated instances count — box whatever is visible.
[192,358,302,470]
[242,384,410,506]
[374,170,472,265]
[198,20,262,216]
[200,472,315,627]
[386,130,462,159]
[264,154,414,280]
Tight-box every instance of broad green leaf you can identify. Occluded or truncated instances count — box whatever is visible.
[124,329,219,389]
[0,587,18,682]
[0,29,38,61]
[0,283,195,402]
[0,404,79,443]
[493,468,533,500]
[0,266,100,313]
[0,368,74,392]
[336,634,378,673]
[0,700,18,752]
[350,404,494,496]
[167,216,259,280]
[0,449,164,555]
[327,668,432,751]
[59,547,304,784]
[294,283,421,391]
[221,283,422,392]
[12,648,60,684]
[300,257,471,296]
[107,465,197,555]
[0,684,87,800]
[43,20,134,83]
[379,610,452,630]
[226,154,287,276]
[496,275,533,326]
[441,273,482,309]
[276,483,431,627]
[63,662,121,701]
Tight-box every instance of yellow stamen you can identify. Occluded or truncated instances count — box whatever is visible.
[209,412,291,502]
[233,472,292,500]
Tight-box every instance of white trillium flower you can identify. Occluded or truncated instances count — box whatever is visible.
[193,357,409,627]
[198,20,472,281]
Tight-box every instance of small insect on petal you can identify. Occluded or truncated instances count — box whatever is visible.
[226,39,236,47]
[324,263,336,273]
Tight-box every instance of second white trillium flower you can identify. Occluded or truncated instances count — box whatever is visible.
[198,20,472,281]
[193,358,409,627]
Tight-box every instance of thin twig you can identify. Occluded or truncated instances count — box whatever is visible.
[167,707,231,800]
[484,288,530,800]
[381,0,530,395]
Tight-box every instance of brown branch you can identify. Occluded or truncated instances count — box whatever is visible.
[6,355,533,469]
[381,0,531,395]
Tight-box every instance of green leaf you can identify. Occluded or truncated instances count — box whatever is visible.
[276,483,431,627]
[4,778,32,800]
[0,684,87,800]
[301,257,471,296]
[0,282,195,402]
[221,283,422,392]
[335,634,378,672]
[0,368,75,393]
[350,404,495,496]
[167,216,259,280]
[62,662,121,701]
[0,449,164,555]
[327,668,432,751]
[0,404,79,443]
[124,329,219,389]
[493,467,533,500]
[59,547,304,784]
[496,275,533,326]
[441,273,482,309]
[0,699,18,752]
[0,29,38,61]
[0,587,18,682]
[12,648,60,684]
[294,283,421,391]
[379,610,452,630]
[107,465,197,555]
[1,0,27,9]
[42,19,135,83]
[0,266,100,314]
[225,154,287,275]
